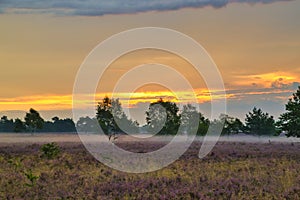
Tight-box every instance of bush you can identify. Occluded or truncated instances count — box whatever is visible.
[40,142,60,159]
[24,169,39,187]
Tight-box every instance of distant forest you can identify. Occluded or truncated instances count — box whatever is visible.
[0,86,299,137]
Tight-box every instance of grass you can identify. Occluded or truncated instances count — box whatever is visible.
[0,141,299,199]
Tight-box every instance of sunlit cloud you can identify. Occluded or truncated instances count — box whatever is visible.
[0,78,298,113]
[0,89,227,111]
[224,72,300,104]
[0,94,73,111]
[232,72,299,89]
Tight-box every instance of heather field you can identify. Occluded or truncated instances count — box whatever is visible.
[0,135,300,199]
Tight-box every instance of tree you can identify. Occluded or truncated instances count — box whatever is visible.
[76,116,101,133]
[180,104,209,136]
[38,117,76,133]
[96,96,114,135]
[244,107,276,136]
[111,98,139,133]
[181,104,199,134]
[51,117,76,132]
[0,116,14,132]
[278,86,300,137]
[96,96,138,136]
[197,113,210,136]
[220,114,244,135]
[146,98,181,135]
[24,108,44,133]
[14,118,26,133]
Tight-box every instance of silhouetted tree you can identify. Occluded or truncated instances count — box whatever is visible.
[220,114,244,135]
[146,98,180,135]
[51,117,76,132]
[76,116,100,133]
[39,117,76,133]
[40,121,55,132]
[0,116,14,132]
[111,98,139,133]
[181,104,199,134]
[96,96,114,135]
[96,96,138,137]
[278,86,300,137]
[24,108,44,133]
[180,104,209,135]
[244,107,276,136]
[14,118,26,133]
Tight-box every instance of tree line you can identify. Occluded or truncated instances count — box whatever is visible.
[1,86,299,137]
[0,109,76,133]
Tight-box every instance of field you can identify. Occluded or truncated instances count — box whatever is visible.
[0,134,300,199]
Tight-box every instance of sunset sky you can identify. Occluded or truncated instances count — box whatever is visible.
[0,0,299,124]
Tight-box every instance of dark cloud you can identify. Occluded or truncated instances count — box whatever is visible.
[271,78,290,89]
[0,0,292,16]
[270,80,300,90]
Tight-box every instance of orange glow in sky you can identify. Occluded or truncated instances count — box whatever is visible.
[232,72,298,88]
[0,88,230,111]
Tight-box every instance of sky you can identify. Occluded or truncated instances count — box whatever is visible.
[0,0,299,124]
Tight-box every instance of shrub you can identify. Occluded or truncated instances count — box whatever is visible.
[24,169,39,187]
[40,142,60,159]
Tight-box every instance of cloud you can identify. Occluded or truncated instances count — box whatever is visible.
[0,0,292,16]
[232,71,299,89]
